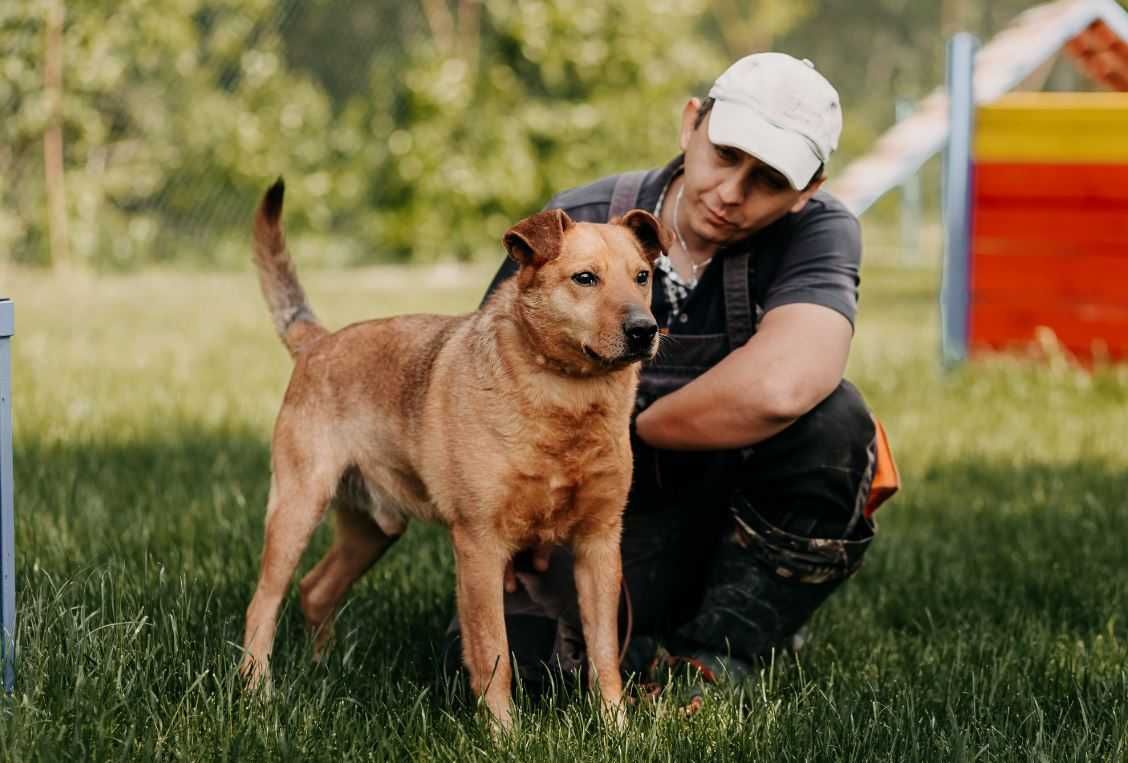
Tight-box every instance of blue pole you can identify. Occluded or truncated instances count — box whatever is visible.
[941,33,977,367]
[0,299,14,693]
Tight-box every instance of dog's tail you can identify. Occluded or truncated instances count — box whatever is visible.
[252,179,328,358]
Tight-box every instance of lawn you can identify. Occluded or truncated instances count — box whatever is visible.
[1,257,1126,761]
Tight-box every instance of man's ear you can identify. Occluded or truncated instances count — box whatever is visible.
[789,177,826,213]
[503,209,574,268]
[616,209,673,265]
[679,97,702,152]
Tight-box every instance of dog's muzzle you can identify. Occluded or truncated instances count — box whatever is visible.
[622,313,658,356]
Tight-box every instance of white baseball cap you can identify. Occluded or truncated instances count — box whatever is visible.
[707,53,843,190]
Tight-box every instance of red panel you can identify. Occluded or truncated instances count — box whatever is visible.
[971,237,1128,260]
[971,252,1128,302]
[969,300,1128,359]
[969,157,1128,360]
[972,204,1128,247]
[974,162,1128,203]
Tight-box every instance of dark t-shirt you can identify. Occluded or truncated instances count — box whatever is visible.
[483,155,862,335]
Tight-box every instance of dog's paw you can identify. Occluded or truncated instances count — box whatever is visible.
[239,655,274,696]
[602,698,628,732]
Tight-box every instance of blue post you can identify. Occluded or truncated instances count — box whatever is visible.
[0,299,13,693]
[941,33,977,367]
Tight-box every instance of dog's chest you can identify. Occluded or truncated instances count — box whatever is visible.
[497,412,624,546]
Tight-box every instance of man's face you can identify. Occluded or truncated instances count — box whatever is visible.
[677,100,824,246]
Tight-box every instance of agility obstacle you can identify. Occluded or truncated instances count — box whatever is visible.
[941,35,1128,364]
[831,0,1128,365]
[966,92,1128,361]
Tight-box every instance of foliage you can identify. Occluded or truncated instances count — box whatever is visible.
[1,0,343,268]
[356,0,725,261]
[4,0,1127,268]
[0,0,727,268]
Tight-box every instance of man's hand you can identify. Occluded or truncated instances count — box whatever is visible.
[635,302,852,450]
[503,544,554,593]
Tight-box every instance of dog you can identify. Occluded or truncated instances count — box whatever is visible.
[240,179,670,729]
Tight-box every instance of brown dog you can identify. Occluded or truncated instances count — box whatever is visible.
[240,179,670,729]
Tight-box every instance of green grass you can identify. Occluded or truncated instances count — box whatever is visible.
[1,259,1127,761]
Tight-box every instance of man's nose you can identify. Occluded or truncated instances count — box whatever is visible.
[717,172,744,205]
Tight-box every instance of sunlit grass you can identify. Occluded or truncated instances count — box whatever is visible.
[0,258,1126,760]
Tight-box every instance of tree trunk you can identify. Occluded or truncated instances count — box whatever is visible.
[941,0,970,37]
[43,0,69,269]
[420,0,454,54]
[457,0,480,74]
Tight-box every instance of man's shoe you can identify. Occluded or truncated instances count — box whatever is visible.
[642,647,754,716]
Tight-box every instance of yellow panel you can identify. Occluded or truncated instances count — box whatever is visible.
[975,93,1128,162]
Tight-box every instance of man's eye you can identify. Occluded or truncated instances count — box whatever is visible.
[756,170,790,191]
[715,146,738,163]
[571,271,598,286]
[636,270,650,285]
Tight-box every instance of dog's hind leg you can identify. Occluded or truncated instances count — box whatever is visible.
[241,464,337,690]
[298,499,401,659]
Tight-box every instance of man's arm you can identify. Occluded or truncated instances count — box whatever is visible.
[635,302,852,450]
[638,197,861,451]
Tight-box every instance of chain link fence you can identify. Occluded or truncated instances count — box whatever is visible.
[2,0,733,270]
[2,0,430,269]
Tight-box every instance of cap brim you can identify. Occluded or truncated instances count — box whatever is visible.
[707,101,822,190]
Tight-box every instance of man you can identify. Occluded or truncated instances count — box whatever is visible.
[449,52,889,706]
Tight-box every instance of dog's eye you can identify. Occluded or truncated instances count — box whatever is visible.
[571,271,599,286]
[636,270,650,285]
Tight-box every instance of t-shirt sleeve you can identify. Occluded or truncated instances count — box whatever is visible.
[761,204,862,327]
[480,256,518,307]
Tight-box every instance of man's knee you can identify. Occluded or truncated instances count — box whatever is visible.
[788,380,874,468]
[736,380,878,540]
[671,516,859,664]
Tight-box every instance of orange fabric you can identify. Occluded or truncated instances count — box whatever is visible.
[864,416,899,518]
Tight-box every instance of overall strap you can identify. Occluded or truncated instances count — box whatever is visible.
[608,170,648,220]
[722,251,757,349]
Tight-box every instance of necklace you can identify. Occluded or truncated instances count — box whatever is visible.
[672,185,713,285]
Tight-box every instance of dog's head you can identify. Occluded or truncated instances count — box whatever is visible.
[503,208,671,374]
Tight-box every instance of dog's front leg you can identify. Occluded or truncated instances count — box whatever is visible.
[573,529,625,728]
[451,524,513,731]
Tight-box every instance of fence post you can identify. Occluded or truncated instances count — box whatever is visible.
[941,33,977,367]
[0,299,14,693]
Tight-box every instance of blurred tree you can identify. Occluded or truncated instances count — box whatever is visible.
[704,0,813,58]
[337,0,728,261]
[278,1,424,109]
[42,0,68,268]
[1,0,337,268]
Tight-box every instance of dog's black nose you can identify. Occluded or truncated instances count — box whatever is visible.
[623,315,658,349]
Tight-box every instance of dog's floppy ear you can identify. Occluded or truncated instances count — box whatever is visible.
[504,209,575,268]
[616,209,672,265]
